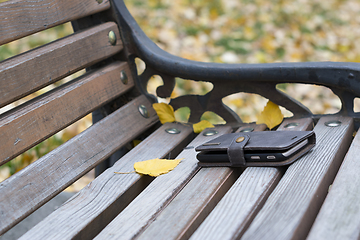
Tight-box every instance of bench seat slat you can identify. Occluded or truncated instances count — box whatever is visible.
[92,126,232,240]
[0,0,110,45]
[307,129,360,239]
[136,124,267,240]
[0,95,158,235]
[189,119,312,240]
[19,122,194,240]
[0,61,132,165]
[0,22,123,108]
[241,116,354,240]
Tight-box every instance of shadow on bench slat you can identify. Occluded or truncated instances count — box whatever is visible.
[0,0,110,45]
[0,94,158,235]
[19,122,194,240]
[241,116,354,240]
[0,61,132,166]
[0,22,123,108]
[307,128,360,239]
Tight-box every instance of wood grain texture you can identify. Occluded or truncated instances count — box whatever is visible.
[19,123,194,240]
[241,116,354,240]
[307,130,360,240]
[135,124,269,240]
[0,0,110,45]
[0,95,159,235]
[94,126,233,240]
[190,118,312,240]
[0,61,132,166]
[0,22,123,108]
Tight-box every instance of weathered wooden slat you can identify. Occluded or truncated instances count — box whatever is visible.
[0,61,132,166]
[0,22,122,108]
[241,116,354,240]
[0,0,110,45]
[19,122,194,240]
[0,95,158,235]
[93,126,233,240]
[136,123,267,240]
[190,118,313,240]
[307,130,360,240]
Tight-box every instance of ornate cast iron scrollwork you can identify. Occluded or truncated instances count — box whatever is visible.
[112,0,360,127]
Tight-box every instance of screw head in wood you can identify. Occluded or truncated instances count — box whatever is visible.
[203,129,218,136]
[165,128,181,134]
[120,70,128,84]
[138,105,149,118]
[108,31,117,45]
[325,120,341,127]
[240,127,254,132]
[284,122,299,128]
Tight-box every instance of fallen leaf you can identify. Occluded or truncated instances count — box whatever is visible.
[193,120,215,133]
[134,158,183,177]
[256,100,284,129]
[153,103,176,124]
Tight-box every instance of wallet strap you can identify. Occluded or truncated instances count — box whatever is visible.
[228,134,250,166]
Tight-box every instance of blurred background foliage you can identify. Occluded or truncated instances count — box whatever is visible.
[1,0,360,185]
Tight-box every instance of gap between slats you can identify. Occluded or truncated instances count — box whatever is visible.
[0,61,132,166]
[0,22,122,108]
[0,0,110,45]
[18,122,194,240]
[0,95,159,236]
[241,116,354,240]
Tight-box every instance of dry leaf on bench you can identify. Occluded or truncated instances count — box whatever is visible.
[134,158,183,177]
[193,120,215,133]
[256,100,284,130]
[153,103,176,124]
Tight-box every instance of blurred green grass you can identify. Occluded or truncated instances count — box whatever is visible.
[1,0,360,181]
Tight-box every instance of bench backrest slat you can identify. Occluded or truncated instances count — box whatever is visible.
[0,95,159,235]
[0,22,123,108]
[0,62,132,166]
[0,0,110,45]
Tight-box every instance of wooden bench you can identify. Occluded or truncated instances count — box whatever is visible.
[1,0,360,239]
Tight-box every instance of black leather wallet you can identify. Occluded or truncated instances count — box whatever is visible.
[195,131,316,167]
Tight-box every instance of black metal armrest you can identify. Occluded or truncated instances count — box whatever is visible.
[112,0,360,127]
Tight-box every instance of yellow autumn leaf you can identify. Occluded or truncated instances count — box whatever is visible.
[193,120,215,134]
[153,103,176,124]
[134,158,183,177]
[256,100,284,130]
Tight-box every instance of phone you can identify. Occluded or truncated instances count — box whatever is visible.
[197,139,309,163]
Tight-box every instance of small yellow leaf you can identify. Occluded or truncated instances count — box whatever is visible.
[256,100,284,130]
[153,103,176,124]
[193,120,215,134]
[134,158,183,177]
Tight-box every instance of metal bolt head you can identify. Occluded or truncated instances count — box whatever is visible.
[120,71,128,84]
[240,127,254,132]
[138,105,149,118]
[165,128,181,134]
[203,129,218,136]
[284,122,299,129]
[236,136,245,143]
[108,31,117,45]
[325,120,342,127]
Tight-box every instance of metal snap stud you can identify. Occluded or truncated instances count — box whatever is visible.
[325,120,342,127]
[236,136,245,143]
[165,128,181,134]
[138,105,149,118]
[108,31,117,45]
[284,122,299,128]
[240,127,254,132]
[203,129,218,136]
[120,70,128,84]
